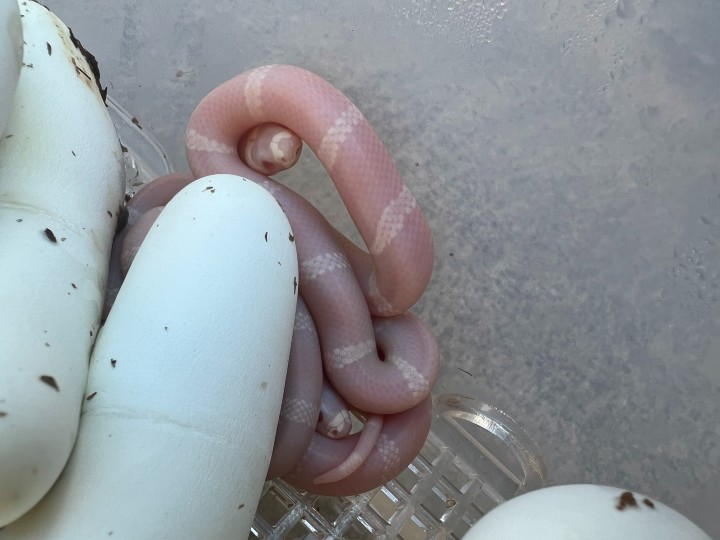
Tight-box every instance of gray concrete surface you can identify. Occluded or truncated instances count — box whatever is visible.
[46,0,720,535]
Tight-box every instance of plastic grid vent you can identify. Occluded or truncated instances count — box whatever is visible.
[112,101,548,540]
[250,394,547,539]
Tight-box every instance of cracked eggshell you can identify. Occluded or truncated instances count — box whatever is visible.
[1,175,299,539]
[0,0,124,528]
[0,0,22,136]
[462,484,711,539]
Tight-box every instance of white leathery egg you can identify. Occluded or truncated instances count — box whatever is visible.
[462,484,711,539]
[0,175,298,539]
[0,0,124,527]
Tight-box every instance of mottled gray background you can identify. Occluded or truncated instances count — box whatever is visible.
[47,0,719,535]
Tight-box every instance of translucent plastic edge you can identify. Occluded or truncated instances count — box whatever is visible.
[107,95,173,185]
[434,393,548,494]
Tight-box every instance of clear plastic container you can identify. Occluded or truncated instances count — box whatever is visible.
[112,103,547,539]
[251,394,546,540]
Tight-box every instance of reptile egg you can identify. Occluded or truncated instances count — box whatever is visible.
[462,484,710,539]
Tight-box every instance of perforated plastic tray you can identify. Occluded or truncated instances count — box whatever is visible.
[111,99,548,540]
[250,394,546,540]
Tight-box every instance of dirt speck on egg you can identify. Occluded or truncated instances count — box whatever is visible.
[39,375,60,391]
[616,491,638,511]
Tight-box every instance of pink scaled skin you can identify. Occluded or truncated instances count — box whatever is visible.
[114,64,439,496]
